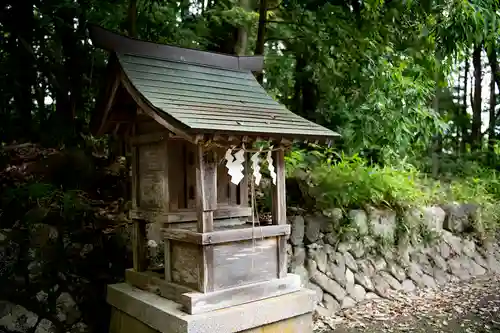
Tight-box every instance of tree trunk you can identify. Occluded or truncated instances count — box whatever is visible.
[488,52,497,158]
[234,0,249,55]
[45,3,80,138]
[431,72,440,178]
[292,52,305,116]
[471,44,482,151]
[487,45,500,95]
[11,1,36,139]
[180,0,191,21]
[460,55,469,153]
[254,0,268,83]
[127,0,138,38]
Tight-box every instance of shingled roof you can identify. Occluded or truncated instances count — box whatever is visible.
[89,26,339,141]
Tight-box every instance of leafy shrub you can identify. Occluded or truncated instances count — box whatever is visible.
[286,147,500,238]
[295,152,432,210]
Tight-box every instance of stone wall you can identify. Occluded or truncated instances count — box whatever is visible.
[0,223,132,333]
[287,205,500,316]
[1,203,498,332]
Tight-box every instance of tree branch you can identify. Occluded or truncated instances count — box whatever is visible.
[265,20,299,25]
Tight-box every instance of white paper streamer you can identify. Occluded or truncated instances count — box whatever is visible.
[250,151,262,185]
[224,148,235,175]
[266,147,276,185]
[230,149,245,185]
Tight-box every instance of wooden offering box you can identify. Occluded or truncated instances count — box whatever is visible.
[89,25,339,316]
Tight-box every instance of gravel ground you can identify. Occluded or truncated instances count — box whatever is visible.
[314,275,500,332]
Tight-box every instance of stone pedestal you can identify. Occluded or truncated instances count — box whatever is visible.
[107,283,315,333]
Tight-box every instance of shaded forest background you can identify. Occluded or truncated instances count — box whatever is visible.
[2,0,500,240]
[1,0,499,158]
[2,0,500,245]
[2,0,500,214]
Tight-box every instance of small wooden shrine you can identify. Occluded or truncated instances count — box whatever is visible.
[89,25,339,331]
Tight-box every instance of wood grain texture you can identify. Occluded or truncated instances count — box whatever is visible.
[216,147,231,205]
[132,220,147,272]
[196,144,216,233]
[163,224,290,245]
[135,117,165,135]
[96,75,120,136]
[239,153,249,206]
[213,237,278,291]
[180,274,301,314]
[130,206,251,223]
[185,143,197,209]
[137,142,167,209]
[130,131,169,146]
[167,139,184,210]
[171,241,200,290]
[199,245,214,292]
[164,223,172,282]
[130,126,138,210]
[271,149,286,225]
[125,269,193,304]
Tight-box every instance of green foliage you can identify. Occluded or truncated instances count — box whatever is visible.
[306,153,431,210]
[287,147,500,238]
[1,0,500,244]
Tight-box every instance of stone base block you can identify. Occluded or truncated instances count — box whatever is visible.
[107,283,315,333]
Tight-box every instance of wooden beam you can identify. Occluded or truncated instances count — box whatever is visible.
[125,269,193,303]
[180,274,301,315]
[271,148,287,278]
[132,220,147,272]
[164,230,172,282]
[97,76,120,136]
[130,206,251,223]
[162,139,170,212]
[162,224,291,245]
[130,125,138,210]
[199,245,214,292]
[239,152,249,206]
[130,131,170,146]
[195,145,217,233]
[271,149,286,225]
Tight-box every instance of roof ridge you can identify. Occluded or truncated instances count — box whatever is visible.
[118,52,249,73]
[88,25,263,72]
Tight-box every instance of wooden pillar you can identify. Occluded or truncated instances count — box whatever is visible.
[271,148,287,278]
[195,144,216,292]
[195,144,217,232]
[130,124,147,272]
[271,148,286,225]
[239,153,249,206]
[132,221,147,272]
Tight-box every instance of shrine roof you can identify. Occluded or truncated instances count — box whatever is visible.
[89,25,340,140]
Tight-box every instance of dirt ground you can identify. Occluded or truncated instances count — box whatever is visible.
[314,275,500,333]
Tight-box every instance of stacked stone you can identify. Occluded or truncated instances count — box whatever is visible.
[0,222,131,333]
[288,204,500,317]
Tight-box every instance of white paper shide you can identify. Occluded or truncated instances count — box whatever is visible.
[225,148,245,185]
[250,151,262,185]
[266,147,276,185]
